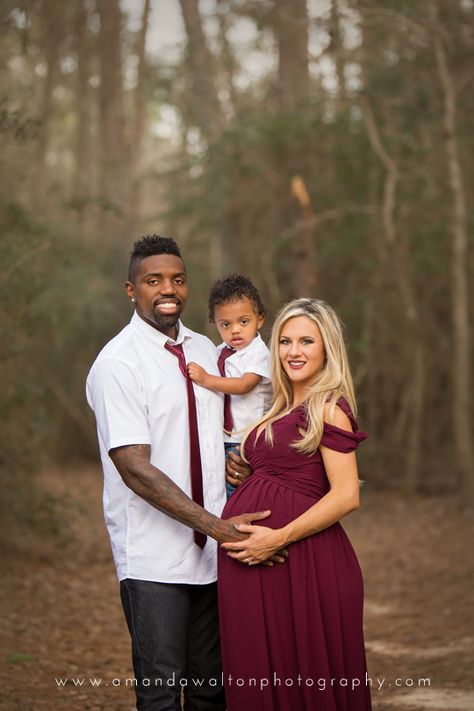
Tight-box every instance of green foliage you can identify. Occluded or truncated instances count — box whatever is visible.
[0,199,127,536]
[6,653,37,664]
[0,0,473,520]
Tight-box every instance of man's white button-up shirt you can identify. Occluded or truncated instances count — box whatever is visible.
[86,312,227,584]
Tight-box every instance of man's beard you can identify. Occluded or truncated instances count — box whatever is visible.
[139,308,181,335]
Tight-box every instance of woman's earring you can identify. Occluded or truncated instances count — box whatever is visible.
[131,297,135,303]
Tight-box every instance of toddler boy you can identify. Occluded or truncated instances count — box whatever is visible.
[188,274,272,496]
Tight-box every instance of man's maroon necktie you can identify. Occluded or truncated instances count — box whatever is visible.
[217,346,235,434]
[165,342,206,549]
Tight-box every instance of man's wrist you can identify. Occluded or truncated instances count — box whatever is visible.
[210,517,242,544]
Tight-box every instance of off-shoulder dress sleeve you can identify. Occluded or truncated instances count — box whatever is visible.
[321,396,367,452]
[296,397,367,453]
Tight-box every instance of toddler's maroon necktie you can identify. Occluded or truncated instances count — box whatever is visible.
[217,346,235,434]
[165,342,206,549]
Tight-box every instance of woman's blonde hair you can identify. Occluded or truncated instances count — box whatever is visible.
[242,297,357,457]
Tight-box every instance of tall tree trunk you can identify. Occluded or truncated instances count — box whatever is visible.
[290,176,318,296]
[273,0,316,298]
[178,0,227,275]
[129,0,151,233]
[33,0,63,209]
[178,0,224,144]
[361,96,425,491]
[73,0,91,228]
[97,0,128,239]
[276,0,310,111]
[216,0,238,111]
[362,166,385,442]
[329,0,348,112]
[431,3,474,504]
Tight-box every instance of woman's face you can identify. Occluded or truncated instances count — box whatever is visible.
[278,316,326,391]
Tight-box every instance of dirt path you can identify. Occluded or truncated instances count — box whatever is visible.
[1,465,473,711]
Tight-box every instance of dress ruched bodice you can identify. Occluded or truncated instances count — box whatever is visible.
[242,397,367,502]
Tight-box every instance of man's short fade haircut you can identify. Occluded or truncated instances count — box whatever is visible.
[208,273,266,322]
[128,235,183,281]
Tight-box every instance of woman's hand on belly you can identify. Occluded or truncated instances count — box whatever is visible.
[221,523,288,566]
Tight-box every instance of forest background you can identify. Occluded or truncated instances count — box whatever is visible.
[2,2,474,709]
[1,0,473,537]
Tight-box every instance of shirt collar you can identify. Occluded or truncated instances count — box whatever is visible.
[131,311,192,347]
[217,332,263,356]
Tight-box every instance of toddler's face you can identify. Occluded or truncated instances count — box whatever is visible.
[213,298,264,350]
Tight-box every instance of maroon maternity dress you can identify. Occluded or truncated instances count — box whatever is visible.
[218,397,371,711]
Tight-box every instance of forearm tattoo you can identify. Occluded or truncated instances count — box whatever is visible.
[109,444,240,542]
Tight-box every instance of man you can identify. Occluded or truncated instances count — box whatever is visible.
[86,235,277,710]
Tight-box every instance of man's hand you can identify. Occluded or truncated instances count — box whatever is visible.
[212,509,270,544]
[226,449,252,487]
[218,511,288,566]
[187,362,208,386]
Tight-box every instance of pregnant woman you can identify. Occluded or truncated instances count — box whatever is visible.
[218,298,372,711]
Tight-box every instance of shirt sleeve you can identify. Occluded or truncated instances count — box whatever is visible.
[86,357,151,452]
[241,342,272,382]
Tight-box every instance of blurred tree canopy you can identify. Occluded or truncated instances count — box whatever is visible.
[0,0,473,529]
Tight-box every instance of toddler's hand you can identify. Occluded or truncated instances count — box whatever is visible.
[187,362,208,386]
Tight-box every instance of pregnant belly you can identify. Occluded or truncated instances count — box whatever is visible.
[222,474,325,532]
